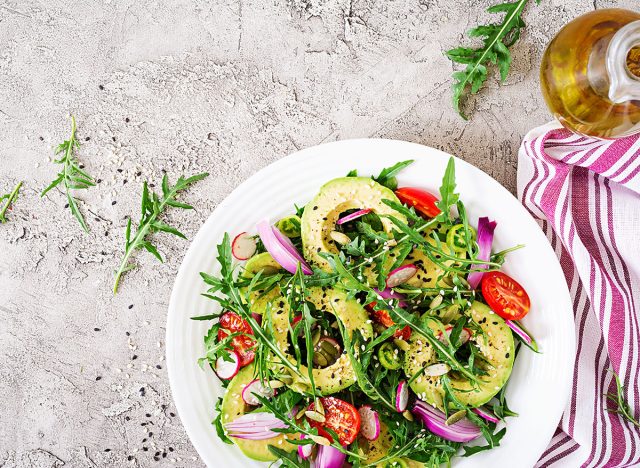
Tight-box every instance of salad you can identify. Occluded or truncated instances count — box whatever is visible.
[194,158,538,467]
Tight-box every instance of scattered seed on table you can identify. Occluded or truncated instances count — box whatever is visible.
[143,447,148,452]
[132,355,137,360]
[125,416,130,421]
[156,365,161,369]
[139,387,146,396]
[94,327,100,331]
[85,137,91,141]
[111,201,116,206]
[99,84,104,90]
[95,376,102,381]
[128,304,134,309]
[104,448,111,452]
[125,118,130,123]
[126,332,130,336]
[145,413,151,418]
[112,136,116,142]
[127,456,133,461]
[39,136,44,141]
[169,412,175,417]
[148,432,153,437]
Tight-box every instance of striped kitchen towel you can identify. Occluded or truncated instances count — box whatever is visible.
[518,122,640,468]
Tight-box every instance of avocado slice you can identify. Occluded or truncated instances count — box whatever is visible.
[220,364,298,461]
[265,287,373,395]
[403,301,515,409]
[300,177,406,271]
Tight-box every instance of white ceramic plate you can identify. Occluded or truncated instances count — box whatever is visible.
[166,139,575,468]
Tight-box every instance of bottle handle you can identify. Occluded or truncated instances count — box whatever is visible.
[607,20,640,103]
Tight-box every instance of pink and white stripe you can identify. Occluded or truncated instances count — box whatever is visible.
[518,122,640,468]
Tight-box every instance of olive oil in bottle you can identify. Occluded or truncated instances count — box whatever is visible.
[540,8,640,139]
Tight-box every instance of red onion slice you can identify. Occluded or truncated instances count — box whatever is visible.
[412,400,481,442]
[336,208,372,225]
[358,405,381,441]
[315,444,346,468]
[467,217,497,289]
[386,264,418,288]
[472,406,500,424]
[256,220,312,275]
[506,319,539,352]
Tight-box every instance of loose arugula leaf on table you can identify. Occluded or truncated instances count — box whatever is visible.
[373,159,414,190]
[446,0,538,119]
[41,116,95,232]
[112,172,208,293]
[0,181,22,223]
[606,370,640,428]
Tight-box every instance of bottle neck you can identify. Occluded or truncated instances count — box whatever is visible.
[607,20,640,103]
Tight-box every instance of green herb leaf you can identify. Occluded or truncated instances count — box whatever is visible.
[446,0,536,119]
[113,172,208,293]
[41,116,95,232]
[373,160,414,190]
[606,369,640,428]
[0,181,22,223]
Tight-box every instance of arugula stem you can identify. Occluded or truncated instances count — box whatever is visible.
[0,181,22,223]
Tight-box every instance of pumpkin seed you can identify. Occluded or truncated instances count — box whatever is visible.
[330,230,351,245]
[445,410,467,426]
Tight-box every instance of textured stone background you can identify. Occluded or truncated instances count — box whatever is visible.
[0,0,634,467]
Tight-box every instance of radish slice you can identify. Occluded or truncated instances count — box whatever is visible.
[358,405,381,441]
[336,208,372,225]
[506,320,539,352]
[386,264,418,288]
[373,288,408,309]
[395,380,408,412]
[215,350,240,380]
[437,325,472,346]
[256,220,312,275]
[472,406,500,424]
[231,232,257,260]
[298,434,313,459]
[241,379,277,406]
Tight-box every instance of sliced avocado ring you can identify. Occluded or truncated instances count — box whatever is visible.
[359,423,423,468]
[403,301,515,409]
[300,177,406,271]
[220,365,298,461]
[265,287,373,395]
[242,252,283,312]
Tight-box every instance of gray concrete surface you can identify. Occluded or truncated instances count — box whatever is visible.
[0,0,634,466]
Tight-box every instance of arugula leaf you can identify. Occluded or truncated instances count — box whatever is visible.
[462,428,506,456]
[447,0,537,119]
[373,160,414,190]
[435,157,459,221]
[346,169,358,177]
[41,116,95,232]
[212,397,233,444]
[0,181,22,223]
[113,172,208,292]
[268,446,309,467]
[606,369,640,428]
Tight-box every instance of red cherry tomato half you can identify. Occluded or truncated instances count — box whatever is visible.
[395,187,441,218]
[481,271,531,321]
[218,312,256,367]
[219,311,253,335]
[307,397,361,445]
[366,302,412,340]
